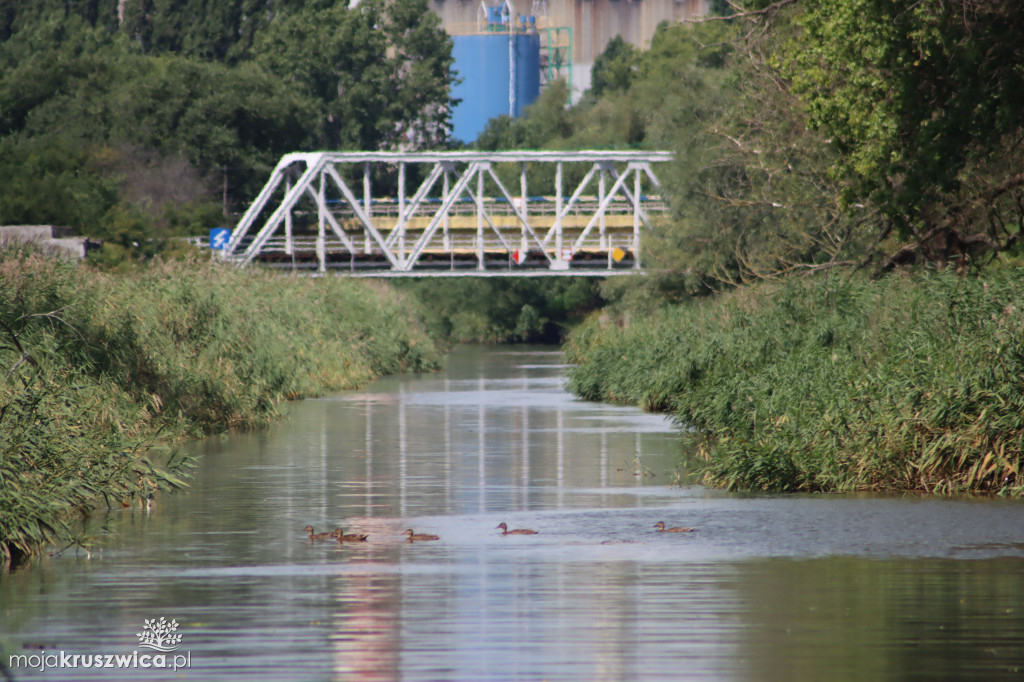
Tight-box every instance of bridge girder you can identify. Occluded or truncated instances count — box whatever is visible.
[224,151,672,276]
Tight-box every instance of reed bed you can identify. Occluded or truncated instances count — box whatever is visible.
[566,269,1024,495]
[0,251,440,565]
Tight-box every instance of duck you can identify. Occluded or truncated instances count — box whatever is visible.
[653,521,695,533]
[303,525,334,541]
[332,528,369,543]
[496,522,538,535]
[403,529,440,542]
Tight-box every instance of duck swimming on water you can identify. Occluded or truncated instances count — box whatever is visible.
[303,526,334,541]
[496,522,538,535]
[403,529,440,542]
[332,528,369,543]
[653,521,695,533]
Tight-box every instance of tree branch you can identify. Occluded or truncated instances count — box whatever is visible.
[687,0,800,23]
[979,171,1024,202]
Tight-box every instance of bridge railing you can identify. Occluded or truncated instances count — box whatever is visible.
[223,151,673,276]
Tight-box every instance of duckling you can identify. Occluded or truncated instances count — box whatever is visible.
[332,528,369,543]
[403,529,440,542]
[303,525,334,541]
[653,521,695,533]
[496,522,538,535]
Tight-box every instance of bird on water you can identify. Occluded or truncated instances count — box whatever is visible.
[496,522,538,535]
[403,529,440,542]
[303,526,334,541]
[653,521,695,533]
[332,528,369,543]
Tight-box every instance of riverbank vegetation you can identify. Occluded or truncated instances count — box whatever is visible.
[567,269,1024,495]
[484,2,1024,494]
[2,0,1022,554]
[0,251,440,565]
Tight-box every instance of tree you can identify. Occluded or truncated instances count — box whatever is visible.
[383,0,457,149]
[254,0,454,151]
[651,7,867,292]
[786,0,1024,268]
[589,35,638,98]
[476,80,574,151]
[0,0,457,265]
[0,0,304,62]
[0,16,319,249]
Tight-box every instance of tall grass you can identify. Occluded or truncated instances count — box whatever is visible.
[566,269,1024,495]
[0,250,440,565]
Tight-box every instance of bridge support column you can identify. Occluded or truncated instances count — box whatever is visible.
[398,162,406,265]
[284,177,294,257]
[633,167,642,270]
[317,174,326,274]
[442,166,451,253]
[476,165,485,270]
[598,163,609,251]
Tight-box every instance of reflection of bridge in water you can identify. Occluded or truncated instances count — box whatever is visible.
[223,151,672,276]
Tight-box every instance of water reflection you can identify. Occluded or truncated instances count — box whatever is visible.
[301,348,683,523]
[736,557,1024,682]
[1,346,1024,681]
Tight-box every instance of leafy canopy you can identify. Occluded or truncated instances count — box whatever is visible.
[0,1,456,263]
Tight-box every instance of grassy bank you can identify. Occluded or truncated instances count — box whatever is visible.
[0,251,440,565]
[565,269,1024,496]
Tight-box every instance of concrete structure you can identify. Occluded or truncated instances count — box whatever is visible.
[0,226,100,259]
[223,150,672,276]
[432,0,711,101]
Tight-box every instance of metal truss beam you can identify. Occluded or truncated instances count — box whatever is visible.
[223,151,673,275]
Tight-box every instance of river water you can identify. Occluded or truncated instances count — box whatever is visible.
[2,346,1024,680]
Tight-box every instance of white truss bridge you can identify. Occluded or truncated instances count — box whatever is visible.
[223,150,672,276]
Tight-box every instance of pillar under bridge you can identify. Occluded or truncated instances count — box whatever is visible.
[223,150,672,276]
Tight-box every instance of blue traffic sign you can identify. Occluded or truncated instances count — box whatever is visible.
[209,228,231,250]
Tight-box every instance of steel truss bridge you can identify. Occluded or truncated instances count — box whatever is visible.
[223,150,672,276]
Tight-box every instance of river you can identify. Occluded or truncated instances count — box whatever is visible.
[2,345,1024,680]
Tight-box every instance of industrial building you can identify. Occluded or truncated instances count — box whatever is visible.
[432,0,711,142]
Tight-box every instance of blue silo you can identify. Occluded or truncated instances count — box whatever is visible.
[451,31,541,143]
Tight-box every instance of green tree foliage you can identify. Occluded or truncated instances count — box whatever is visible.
[476,80,576,154]
[0,137,120,233]
[654,7,869,293]
[0,0,120,39]
[786,0,1024,268]
[255,0,454,151]
[588,35,637,98]
[397,277,603,344]
[486,1,1023,292]
[0,0,304,61]
[0,17,317,249]
[0,2,455,262]
[476,23,732,154]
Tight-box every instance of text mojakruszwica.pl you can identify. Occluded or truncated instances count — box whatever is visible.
[9,650,191,672]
